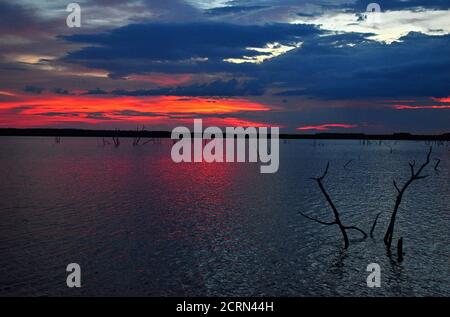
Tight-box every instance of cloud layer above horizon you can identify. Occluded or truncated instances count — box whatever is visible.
[0,0,449,133]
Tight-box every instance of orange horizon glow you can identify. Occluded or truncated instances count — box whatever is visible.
[394,104,450,110]
[431,97,450,103]
[0,94,274,128]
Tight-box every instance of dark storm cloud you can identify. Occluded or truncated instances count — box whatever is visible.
[205,6,269,16]
[112,110,163,117]
[226,0,351,7]
[269,32,450,99]
[53,88,70,95]
[0,1,46,36]
[37,112,80,117]
[84,88,109,95]
[85,112,114,120]
[105,79,265,97]
[62,22,321,75]
[5,106,33,114]
[351,0,450,11]
[62,18,450,100]
[227,0,450,11]
[0,1,62,46]
[138,0,202,21]
[24,86,45,94]
[36,111,113,120]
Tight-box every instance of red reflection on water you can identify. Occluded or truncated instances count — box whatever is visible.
[151,143,253,243]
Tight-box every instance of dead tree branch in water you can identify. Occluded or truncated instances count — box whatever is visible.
[299,162,367,249]
[112,129,120,147]
[133,125,145,146]
[384,147,432,251]
[397,237,404,262]
[344,159,353,170]
[102,137,110,146]
[370,212,382,238]
[434,158,441,171]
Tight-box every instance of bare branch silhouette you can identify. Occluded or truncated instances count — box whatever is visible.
[300,162,367,249]
[397,237,404,262]
[298,211,336,226]
[370,212,382,238]
[133,125,145,146]
[112,129,120,147]
[393,180,401,194]
[344,226,367,238]
[344,159,353,169]
[434,158,441,171]
[384,147,432,251]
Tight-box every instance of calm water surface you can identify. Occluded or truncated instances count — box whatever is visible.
[0,137,449,296]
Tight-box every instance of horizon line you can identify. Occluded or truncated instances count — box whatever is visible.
[0,128,449,141]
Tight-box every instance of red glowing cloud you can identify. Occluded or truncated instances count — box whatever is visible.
[0,94,273,128]
[394,104,450,110]
[431,97,450,103]
[296,123,358,131]
[195,117,280,128]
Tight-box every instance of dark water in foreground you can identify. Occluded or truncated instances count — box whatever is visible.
[0,137,449,296]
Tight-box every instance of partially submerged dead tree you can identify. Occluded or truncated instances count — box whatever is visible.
[102,137,110,146]
[299,162,367,249]
[384,147,432,251]
[112,129,120,147]
[133,125,145,146]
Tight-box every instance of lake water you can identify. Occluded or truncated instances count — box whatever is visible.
[0,137,449,296]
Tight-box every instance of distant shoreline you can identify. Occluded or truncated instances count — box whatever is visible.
[0,128,449,141]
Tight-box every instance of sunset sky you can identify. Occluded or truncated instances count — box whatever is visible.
[0,0,449,133]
